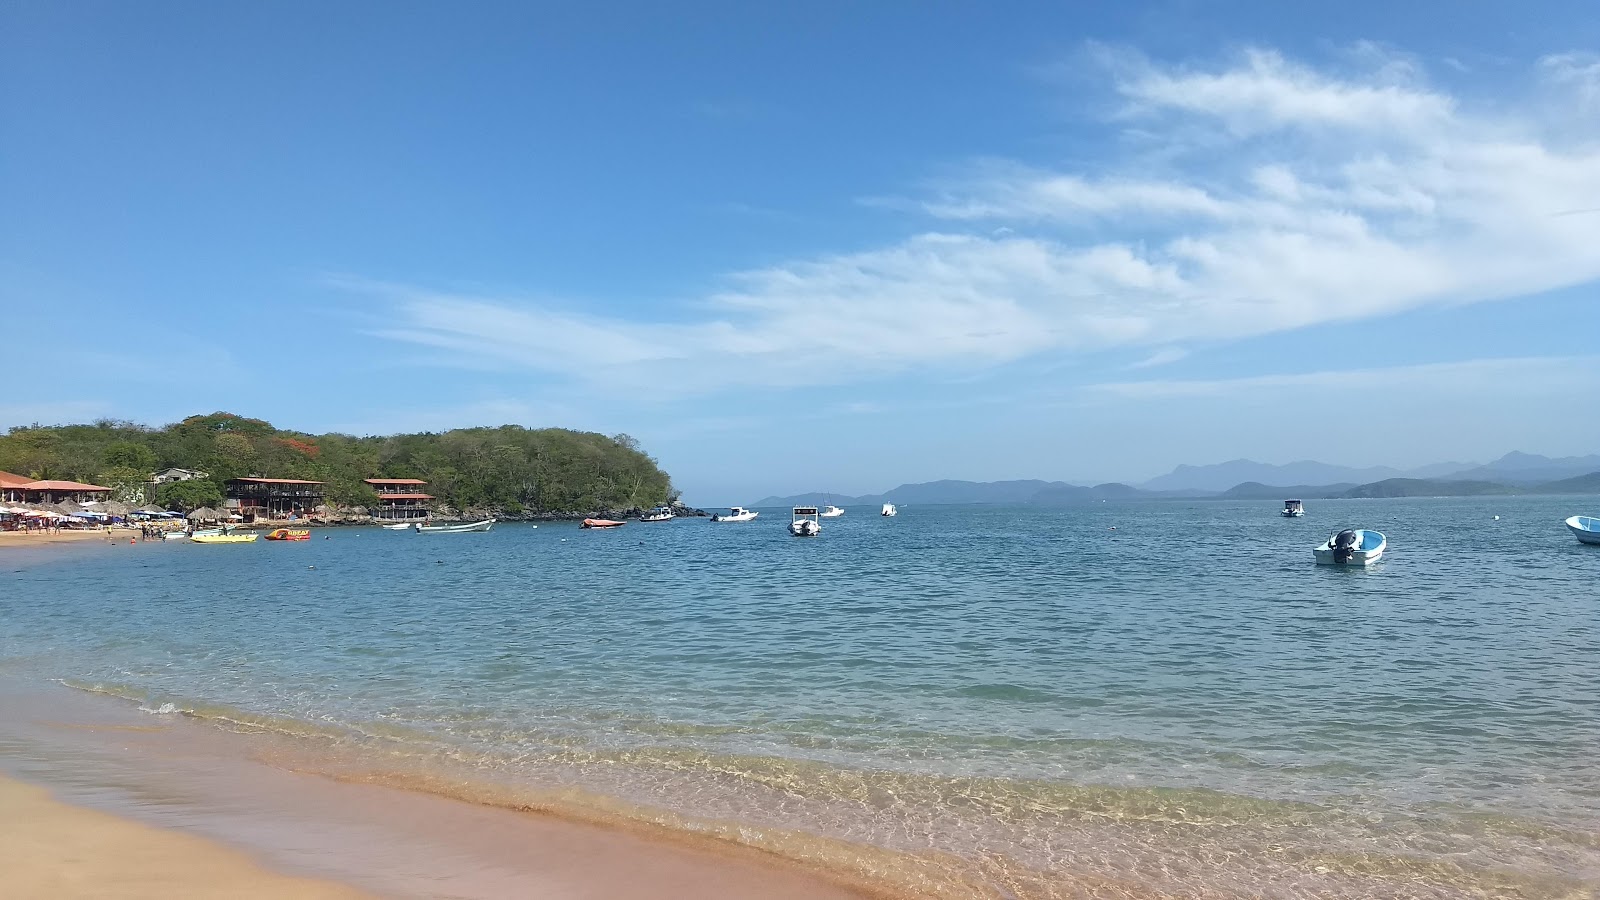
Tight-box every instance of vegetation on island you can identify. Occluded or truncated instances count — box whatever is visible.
[0,413,676,514]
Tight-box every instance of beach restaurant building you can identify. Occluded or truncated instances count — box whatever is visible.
[0,470,113,504]
[224,477,325,519]
[365,478,434,521]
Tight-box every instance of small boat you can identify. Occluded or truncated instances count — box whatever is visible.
[711,506,758,522]
[1313,529,1386,565]
[640,506,676,522]
[380,522,412,530]
[415,519,494,534]
[881,503,897,517]
[1281,499,1305,517]
[581,518,626,529]
[1566,515,1600,545]
[820,504,844,518]
[191,533,259,544]
[162,531,192,541]
[789,506,821,537]
[264,528,311,541]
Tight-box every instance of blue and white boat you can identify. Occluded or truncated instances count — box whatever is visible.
[1313,529,1386,565]
[1566,515,1600,545]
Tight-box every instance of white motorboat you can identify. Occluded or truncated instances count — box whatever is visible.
[881,503,897,517]
[1566,515,1600,545]
[1281,499,1304,517]
[789,506,821,537]
[820,504,844,518]
[380,522,412,530]
[640,506,676,522]
[415,519,494,534]
[1314,529,1386,565]
[711,506,758,522]
[162,531,192,541]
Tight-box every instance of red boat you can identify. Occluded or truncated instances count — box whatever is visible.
[264,528,311,541]
[580,518,626,529]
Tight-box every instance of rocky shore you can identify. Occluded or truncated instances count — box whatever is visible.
[267,500,709,529]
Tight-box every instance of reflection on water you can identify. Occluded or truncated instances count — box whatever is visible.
[3,496,1599,898]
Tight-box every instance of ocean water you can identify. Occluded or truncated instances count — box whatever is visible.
[3,497,1598,899]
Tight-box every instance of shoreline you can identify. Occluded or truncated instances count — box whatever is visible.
[0,678,893,900]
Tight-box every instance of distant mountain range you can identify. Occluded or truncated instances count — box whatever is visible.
[752,452,1600,508]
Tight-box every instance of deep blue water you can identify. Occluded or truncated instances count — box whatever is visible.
[3,497,1598,898]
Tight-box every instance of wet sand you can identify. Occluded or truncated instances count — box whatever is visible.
[0,679,886,900]
[0,775,369,899]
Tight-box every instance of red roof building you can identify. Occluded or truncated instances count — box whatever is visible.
[0,470,29,503]
[365,478,434,520]
[16,479,113,504]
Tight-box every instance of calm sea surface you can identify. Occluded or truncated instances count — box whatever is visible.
[3,497,1598,898]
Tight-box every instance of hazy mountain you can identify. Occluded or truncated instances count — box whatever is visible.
[755,479,1071,508]
[1217,482,1357,500]
[1030,483,1144,504]
[1530,470,1600,494]
[1441,452,1600,485]
[755,453,1598,508]
[1340,478,1520,498]
[1139,459,1407,492]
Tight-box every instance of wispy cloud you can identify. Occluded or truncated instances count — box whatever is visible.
[355,45,1600,393]
[1083,355,1600,401]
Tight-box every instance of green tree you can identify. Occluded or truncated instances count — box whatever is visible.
[157,478,224,511]
[102,441,157,473]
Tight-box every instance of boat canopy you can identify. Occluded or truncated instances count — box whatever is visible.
[794,507,818,514]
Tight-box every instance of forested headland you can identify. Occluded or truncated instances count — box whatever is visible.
[0,413,676,515]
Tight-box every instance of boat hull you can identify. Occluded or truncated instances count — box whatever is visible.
[191,534,258,544]
[1282,510,1305,517]
[1566,516,1600,545]
[264,529,310,541]
[581,519,626,529]
[416,519,494,533]
[789,521,820,536]
[711,512,758,522]
[1313,530,1386,565]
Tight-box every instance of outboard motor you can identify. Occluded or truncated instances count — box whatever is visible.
[1333,529,1358,563]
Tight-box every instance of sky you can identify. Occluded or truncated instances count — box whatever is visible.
[4,1,1600,504]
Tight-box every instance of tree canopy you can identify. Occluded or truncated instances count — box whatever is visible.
[0,413,675,514]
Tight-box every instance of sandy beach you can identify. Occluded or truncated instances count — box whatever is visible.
[0,680,888,900]
[0,528,133,548]
[0,775,369,900]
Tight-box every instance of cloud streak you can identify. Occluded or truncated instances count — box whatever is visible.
[356,45,1600,392]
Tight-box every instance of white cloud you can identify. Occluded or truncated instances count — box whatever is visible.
[359,46,1600,393]
[1083,355,1600,401]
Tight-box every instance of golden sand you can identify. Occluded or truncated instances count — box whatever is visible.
[0,774,370,899]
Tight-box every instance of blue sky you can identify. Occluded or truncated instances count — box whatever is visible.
[4,1,1600,504]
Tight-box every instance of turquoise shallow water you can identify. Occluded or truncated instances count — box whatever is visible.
[3,497,1598,898]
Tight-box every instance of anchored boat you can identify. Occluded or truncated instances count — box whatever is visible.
[789,506,821,537]
[711,507,758,522]
[1566,515,1600,545]
[640,506,676,522]
[1313,529,1385,565]
[264,528,310,541]
[1281,499,1305,517]
[581,518,626,529]
[415,519,494,534]
[881,503,897,517]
